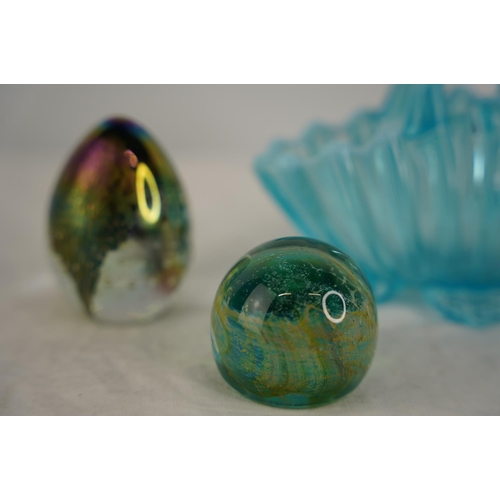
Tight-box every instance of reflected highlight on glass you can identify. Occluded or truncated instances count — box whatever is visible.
[136,162,161,225]
[322,290,346,324]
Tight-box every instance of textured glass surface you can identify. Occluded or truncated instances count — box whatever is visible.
[49,118,190,323]
[211,237,377,408]
[255,85,500,326]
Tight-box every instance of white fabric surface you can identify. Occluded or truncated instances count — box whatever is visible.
[1,153,499,415]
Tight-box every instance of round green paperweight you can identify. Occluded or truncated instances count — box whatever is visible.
[210,237,378,409]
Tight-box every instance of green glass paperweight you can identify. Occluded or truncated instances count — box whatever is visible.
[210,237,378,409]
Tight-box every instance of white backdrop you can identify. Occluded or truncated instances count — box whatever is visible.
[1,85,499,415]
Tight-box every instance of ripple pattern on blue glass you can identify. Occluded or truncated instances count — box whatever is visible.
[254,85,500,326]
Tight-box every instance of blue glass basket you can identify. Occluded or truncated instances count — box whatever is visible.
[254,85,500,326]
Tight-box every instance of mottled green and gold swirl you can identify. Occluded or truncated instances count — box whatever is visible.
[211,237,377,408]
[49,118,189,322]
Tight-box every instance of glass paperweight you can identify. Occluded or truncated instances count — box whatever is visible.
[255,85,500,326]
[211,237,378,408]
[49,118,190,323]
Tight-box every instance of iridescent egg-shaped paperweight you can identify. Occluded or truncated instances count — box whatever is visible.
[255,85,500,326]
[211,237,378,408]
[49,118,190,323]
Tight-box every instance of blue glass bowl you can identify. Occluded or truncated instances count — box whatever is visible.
[254,85,500,326]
